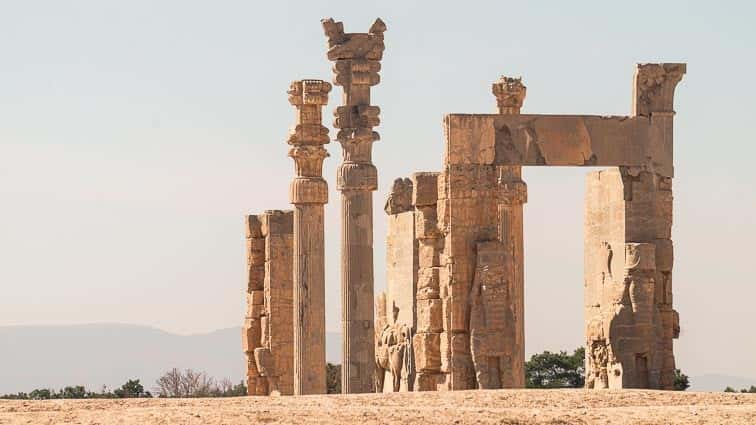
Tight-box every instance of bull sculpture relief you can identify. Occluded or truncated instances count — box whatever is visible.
[375,302,413,392]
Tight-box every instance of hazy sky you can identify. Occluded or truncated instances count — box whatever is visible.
[1,0,754,379]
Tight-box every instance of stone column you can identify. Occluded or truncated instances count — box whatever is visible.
[322,17,386,394]
[287,79,331,395]
[492,76,527,388]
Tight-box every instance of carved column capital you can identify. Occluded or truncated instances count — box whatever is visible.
[337,162,377,192]
[322,17,386,62]
[633,63,686,117]
[323,18,385,194]
[492,76,526,115]
[287,79,332,106]
[287,79,330,205]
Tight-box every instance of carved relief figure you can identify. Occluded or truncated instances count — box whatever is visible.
[254,347,280,396]
[375,303,413,392]
[585,320,609,389]
[469,241,516,389]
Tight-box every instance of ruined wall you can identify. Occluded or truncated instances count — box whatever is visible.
[434,157,523,390]
[584,168,678,389]
[242,210,294,395]
[385,177,417,329]
[378,63,684,393]
[412,172,446,391]
[377,177,417,392]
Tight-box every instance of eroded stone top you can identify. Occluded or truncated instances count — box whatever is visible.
[287,79,332,106]
[492,76,526,114]
[321,17,386,61]
[633,63,686,116]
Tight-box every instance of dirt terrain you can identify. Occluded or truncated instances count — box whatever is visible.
[2,389,755,424]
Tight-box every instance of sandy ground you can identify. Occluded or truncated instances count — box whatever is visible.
[1,389,755,424]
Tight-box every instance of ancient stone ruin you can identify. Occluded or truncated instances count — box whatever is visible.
[243,17,686,394]
[323,17,386,394]
[288,79,331,395]
[242,211,294,395]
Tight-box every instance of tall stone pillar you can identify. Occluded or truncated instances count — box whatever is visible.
[491,76,527,388]
[322,17,386,393]
[584,63,684,389]
[287,79,332,395]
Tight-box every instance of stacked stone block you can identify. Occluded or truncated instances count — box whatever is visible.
[242,211,294,395]
[584,167,679,389]
[411,172,446,391]
[583,63,684,390]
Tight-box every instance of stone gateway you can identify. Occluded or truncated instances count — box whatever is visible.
[242,18,686,394]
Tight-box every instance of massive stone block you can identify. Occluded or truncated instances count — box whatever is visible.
[444,114,676,177]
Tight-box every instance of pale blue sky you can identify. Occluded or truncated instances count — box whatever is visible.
[1,0,754,379]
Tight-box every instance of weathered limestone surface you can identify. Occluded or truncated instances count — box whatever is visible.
[242,211,294,396]
[584,168,678,389]
[287,79,331,395]
[323,17,386,394]
[410,172,446,391]
[583,63,684,390]
[378,63,685,391]
[444,114,674,176]
[384,179,417,329]
[376,178,417,393]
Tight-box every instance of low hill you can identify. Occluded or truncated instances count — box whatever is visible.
[0,324,341,394]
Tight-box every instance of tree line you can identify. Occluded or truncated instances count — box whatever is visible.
[0,369,246,400]
[3,354,754,398]
[0,379,152,400]
[725,386,756,393]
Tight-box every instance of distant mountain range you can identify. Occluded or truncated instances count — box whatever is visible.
[0,324,341,394]
[0,324,751,394]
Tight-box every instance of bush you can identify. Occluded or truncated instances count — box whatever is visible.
[155,368,246,397]
[326,363,341,394]
[525,347,585,388]
[113,379,151,398]
[673,369,690,391]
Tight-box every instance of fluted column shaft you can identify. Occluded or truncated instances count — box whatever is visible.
[293,204,326,394]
